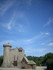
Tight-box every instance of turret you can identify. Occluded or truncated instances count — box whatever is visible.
[2,43,11,67]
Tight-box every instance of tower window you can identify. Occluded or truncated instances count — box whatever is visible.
[18,48,23,52]
[18,49,22,52]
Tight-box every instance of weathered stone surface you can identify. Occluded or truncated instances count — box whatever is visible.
[2,43,36,69]
[2,44,11,67]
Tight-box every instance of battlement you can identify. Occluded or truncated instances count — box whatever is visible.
[3,43,12,47]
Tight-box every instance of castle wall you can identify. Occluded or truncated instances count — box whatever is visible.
[21,58,36,69]
[10,48,18,67]
[18,50,24,62]
[9,48,24,68]
[21,59,28,69]
[27,64,36,69]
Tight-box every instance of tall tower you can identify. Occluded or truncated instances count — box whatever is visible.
[2,43,11,67]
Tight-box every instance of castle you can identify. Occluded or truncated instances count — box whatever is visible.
[2,43,36,69]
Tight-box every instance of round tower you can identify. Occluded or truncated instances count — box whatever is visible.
[2,43,11,67]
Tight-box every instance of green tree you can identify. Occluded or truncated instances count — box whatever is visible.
[0,56,3,66]
[27,53,53,67]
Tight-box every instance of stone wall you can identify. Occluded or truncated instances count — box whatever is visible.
[10,48,24,67]
[21,58,36,69]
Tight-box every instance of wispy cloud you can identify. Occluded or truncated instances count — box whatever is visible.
[24,0,32,6]
[40,32,50,36]
[2,13,15,30]
[0,0,32,16]
[17,32,50,44]
[48,42,53,47]
[20,33,43,44]
[16,0,32,6]
[14,12,30,32]
[25,48,46,53]
[0,0,14,16]
[23,32,50,45]
[45,32,50,35]
[43,18,53,27]
[0,33,44,47]
[1,11,29,32]
[17,24,25,32]
[0,31,50,47]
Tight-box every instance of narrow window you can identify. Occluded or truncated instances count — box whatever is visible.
[19,49,22,52]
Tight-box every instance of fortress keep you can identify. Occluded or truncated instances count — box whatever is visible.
[2,43,36,69]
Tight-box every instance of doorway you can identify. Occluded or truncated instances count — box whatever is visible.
[13,61,17,66]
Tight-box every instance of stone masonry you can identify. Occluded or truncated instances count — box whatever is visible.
[2,43,36,69]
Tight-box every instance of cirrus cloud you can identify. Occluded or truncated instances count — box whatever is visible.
[43,18,53,27]
[48,42,53,47]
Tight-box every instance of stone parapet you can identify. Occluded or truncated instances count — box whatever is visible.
[3,43,12,47]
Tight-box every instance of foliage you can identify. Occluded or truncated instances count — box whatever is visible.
[27,53,53,70]
[42,53,53,65]
[0,56,3,66]
[27,53,53,66]
[46,59,53,70]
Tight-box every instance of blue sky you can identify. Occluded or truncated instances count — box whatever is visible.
[0,0,53,56]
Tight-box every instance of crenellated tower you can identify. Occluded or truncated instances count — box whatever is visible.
[2,43,11,67]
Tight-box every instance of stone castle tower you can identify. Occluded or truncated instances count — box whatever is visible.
[2,43,11,67]
[2,43,36,69]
